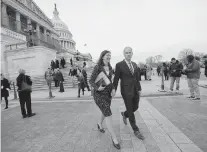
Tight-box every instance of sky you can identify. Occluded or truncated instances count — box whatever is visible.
[34,0,207,66]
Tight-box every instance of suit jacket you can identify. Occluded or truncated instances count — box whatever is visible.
[113,60,141,97]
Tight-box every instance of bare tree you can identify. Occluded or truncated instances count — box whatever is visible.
[178,48,194,63]
[154,55,163,63]
[138,62,145,68]
[145,56,155,65]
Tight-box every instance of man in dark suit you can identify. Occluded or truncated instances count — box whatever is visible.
[113,46,144,140]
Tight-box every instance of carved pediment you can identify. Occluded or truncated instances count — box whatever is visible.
[16,0,53,26]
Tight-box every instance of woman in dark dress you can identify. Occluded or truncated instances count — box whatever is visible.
[1,74,11,109]
[89,50,120,150]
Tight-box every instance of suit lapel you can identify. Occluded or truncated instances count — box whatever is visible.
[122,60,133,76]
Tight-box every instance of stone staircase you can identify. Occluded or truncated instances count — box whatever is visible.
[11,64,94,91]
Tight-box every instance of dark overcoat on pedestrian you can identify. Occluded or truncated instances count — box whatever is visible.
[1,78,11,97]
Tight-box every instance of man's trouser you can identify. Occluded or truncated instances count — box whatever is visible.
[187,78,200,98]
[170,77,180,91]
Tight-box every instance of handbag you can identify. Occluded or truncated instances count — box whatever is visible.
[21,76,32,92]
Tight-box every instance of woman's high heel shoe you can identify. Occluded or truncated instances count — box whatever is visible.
[111,137,121,150]
[97,124,105,133]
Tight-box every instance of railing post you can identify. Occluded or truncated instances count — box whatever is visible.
[13,82,17,100]
[158,68,166,92]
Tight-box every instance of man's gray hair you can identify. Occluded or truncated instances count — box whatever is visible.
[123,46,132,53]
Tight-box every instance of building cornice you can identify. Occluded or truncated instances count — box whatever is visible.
[4,0,58,35]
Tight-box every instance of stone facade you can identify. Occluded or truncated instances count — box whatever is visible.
[1,0,94,79]
[5,46,56,80]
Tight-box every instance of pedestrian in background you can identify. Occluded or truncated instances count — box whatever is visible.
[77,72,85,97]
[55,59,59,69]
[51,60,56,71]
[183,55,201,100]
[169,58,183,93]
[55,68,64,92]
[70,58,73,66]
[60,57,66,68]
[1,74,11,109]
[82,65,91,91]
[146,64,152,80]
[45,68,54,98]
[162,63,169,80]
[16,69,35,118]
[53,69,59,87]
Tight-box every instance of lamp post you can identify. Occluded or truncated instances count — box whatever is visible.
[158,62,167,92]
[12,82,17,100]
[24,23,36,47]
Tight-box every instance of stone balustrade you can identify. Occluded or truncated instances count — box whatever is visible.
[1,27,26,41]
[5,42,27,50]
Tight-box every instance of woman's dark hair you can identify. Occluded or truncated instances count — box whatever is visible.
[97,50,112,68]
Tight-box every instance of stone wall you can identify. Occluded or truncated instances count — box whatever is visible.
[4,46,57,80]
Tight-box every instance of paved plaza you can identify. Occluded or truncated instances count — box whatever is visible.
[1,75,207,152]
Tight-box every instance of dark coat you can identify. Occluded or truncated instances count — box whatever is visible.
[16,74,32,91]
[72,69,77,76]
[51,61,56,69]
[113,60,141,97]
[1,78,11,97]
[169,61,183,77]
[61,58,66,65]
[82,69,89,87]
[55,60,59,68]
[55,72,64,82]
[77,75,85,89]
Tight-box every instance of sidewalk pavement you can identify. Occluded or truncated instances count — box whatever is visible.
[2,96,206,152]
[7,75,189,102]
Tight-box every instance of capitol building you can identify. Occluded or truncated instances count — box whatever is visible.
[1,0,93,79]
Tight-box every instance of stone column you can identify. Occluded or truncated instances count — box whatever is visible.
[67,41,69,48]
[15,11,21,32]
[36,23,40,45]
[1,3,8,27]
[44,28,47,42]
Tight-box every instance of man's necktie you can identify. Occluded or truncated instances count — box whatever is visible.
[129,62,134,74]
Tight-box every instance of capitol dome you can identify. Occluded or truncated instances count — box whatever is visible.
[51,4,76,51]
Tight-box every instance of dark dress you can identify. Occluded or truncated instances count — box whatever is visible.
[89,65,114,117]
